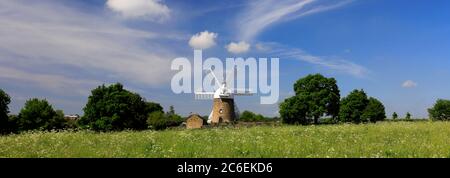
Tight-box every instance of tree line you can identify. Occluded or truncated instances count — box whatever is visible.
[1,74,450,134]
[0,83,184,134]
[279,74,450,125]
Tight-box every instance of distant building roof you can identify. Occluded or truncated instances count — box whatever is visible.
[64,114,80,120]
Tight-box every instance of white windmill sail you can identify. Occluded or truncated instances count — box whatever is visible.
[225,67,253,121]
[194,91,215,100]
[194,67,254,123]
[232,88,253,95]
[224,66,254,95]
[194,69,221,100]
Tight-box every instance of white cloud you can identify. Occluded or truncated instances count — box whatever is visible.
[189,31,218,49]
[106,0,170,21]
[236,0,353,41]
[402,80,418,88]
[226,41,250,54]
[0,0,177,88]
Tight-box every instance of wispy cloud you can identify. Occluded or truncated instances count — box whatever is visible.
[288,50,368,78]
[0,0,180,89]
[259,43,369,77]
[235,0,353,41]
[0,66,100,96]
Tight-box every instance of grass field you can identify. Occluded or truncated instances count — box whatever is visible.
[0,121,449,158]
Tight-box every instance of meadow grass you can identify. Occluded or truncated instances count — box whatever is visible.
[0,121,449,158]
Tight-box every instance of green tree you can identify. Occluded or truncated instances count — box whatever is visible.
[405,112,412,120]
[428,99,450,121]
[51,110,67,129]
[281,74,340,124]
[255,114,266,122]
[361,97,386,122]
[79,83,162,131]
[339,89,369,123]
[168,105,175,115]
[6,115,19,134]
[0,89,11,134]
[147,111,184,130]
[392,112,398,120]
[147,102,163,114]
[147,111,166,130]
[239,111,267,122]
[165,105,183,124]
[239,111,256,122]
[17,98,65,131]
[279,95,310,125]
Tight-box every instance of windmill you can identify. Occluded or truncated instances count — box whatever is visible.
[195,68,253,124]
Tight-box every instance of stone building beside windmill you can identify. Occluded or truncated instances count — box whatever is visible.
[186,113,204,129]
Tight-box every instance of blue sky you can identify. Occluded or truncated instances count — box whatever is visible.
[1,0,450,118]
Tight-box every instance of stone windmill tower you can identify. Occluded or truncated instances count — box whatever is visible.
[195,69,252,124]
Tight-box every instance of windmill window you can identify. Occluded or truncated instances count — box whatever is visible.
[219,109,223,114]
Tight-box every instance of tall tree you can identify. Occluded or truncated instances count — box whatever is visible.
[0,89,11,133]
[168,105,175,115]
[17,98,65,131]
[240,111,257,122]
[405,112,412,120]
[339,89,369,123]
[79,83,163,131]
[361,97,386,122]
[428,99,450,121]
[279,95,309,125]
[292,74,340,124]
[392,112,398,120]
[147,102,163,114]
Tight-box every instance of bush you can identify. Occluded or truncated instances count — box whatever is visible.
[0,89,11,134]
[79,83,163,131]
[320,117,337,124]
[239,111,269,122]
[51,110,68,129]
[17,98,66,131]
[64,115,80,129]
[147,111,184,130]
[2,115,19,134]
[428,99,450,121]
